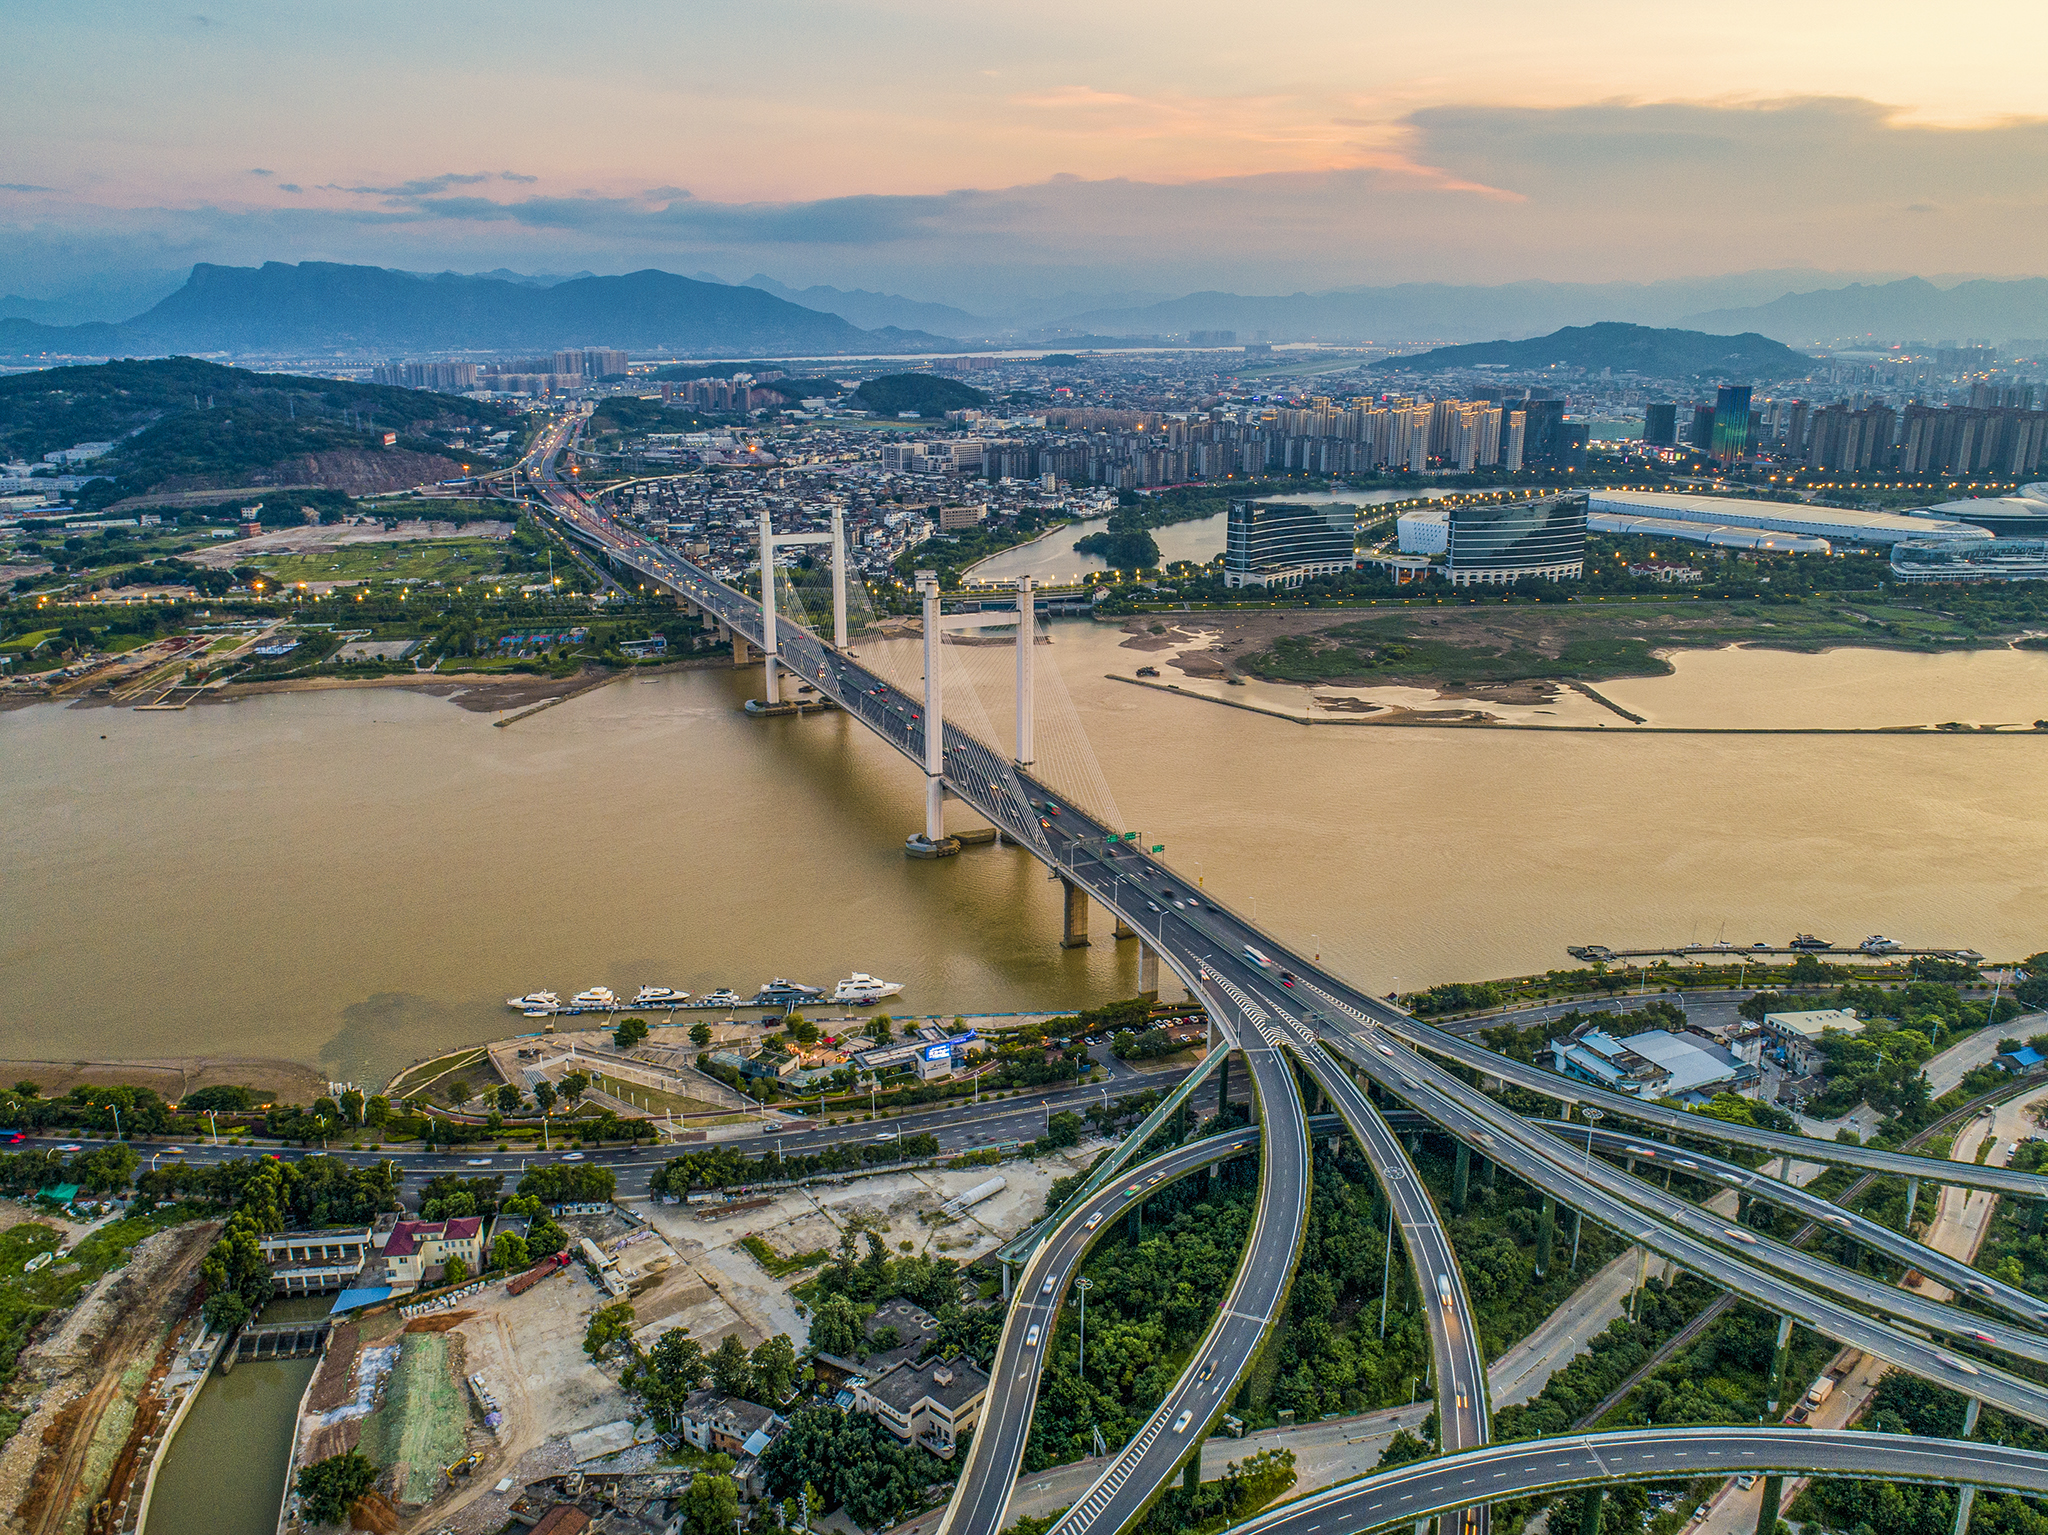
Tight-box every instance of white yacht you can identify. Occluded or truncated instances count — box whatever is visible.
[571,986,618,1009]
[633,985,689,1007]
[699,988,742,1008]
[507,990,559,1011]
[1860,935,1902,954]
[831,973,904,1005]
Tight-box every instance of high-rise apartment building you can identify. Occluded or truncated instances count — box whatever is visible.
[1642,403,1677,447]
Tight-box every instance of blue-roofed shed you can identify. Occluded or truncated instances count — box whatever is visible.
[329,1285,393,1314]
[1996,1046,2047,1074]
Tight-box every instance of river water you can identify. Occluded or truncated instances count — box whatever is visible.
[149,1355,315,1535]
[964,488,1458,585]
[5,629,2047,1088]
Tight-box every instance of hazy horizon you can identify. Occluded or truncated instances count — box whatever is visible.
[7,2,2045,315]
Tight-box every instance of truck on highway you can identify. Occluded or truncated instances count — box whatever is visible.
[1242,945,1272,970]
[1805,1374,1836,1408]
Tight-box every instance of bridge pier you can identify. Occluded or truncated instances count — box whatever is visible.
[1113,916,1136,940]
[1754,1477,1782,1535]
[1217,1052,1231,1116]
[1579,1487,1605,1535]
[1137,943,1160,1001]
[1906,1177,1921,1228]
[905,571,961,859]
[1952,1398,1983,1535]
[1061,878,1090,947]
[1765,1313,1794,1411]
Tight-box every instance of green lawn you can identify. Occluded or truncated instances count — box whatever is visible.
[251,538,513,588]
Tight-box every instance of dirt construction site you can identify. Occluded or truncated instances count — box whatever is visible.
[339,1147,1099,1535]
[0,1219,218,1535]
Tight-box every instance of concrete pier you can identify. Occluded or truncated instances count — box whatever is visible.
[1061,878,1090,947]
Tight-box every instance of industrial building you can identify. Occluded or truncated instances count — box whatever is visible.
[1585,491,1991,548]
[1588,509,1831,554]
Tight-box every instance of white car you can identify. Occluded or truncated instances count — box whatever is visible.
[1042,1275,1058,1295]
[1025,1325,1041,1347]
[875,1131,896,1141]
[560,1152,585,1162]
[1172,1410,1194,1433]
[465,1158,493,1166]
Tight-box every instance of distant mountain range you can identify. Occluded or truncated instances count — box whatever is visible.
[6,260,2047,361]
[1374,323,1814,380]
[0,262,958,359]
[740,275,996,340]
[1681,277,2048,346]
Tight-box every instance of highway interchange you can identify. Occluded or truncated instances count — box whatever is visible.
[504,417,2048,1535]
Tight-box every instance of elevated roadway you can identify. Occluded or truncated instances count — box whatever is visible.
[519,420,2033,1513]
[1224,1428,2048,1535]
[1542,1119,2048,1326]
[1315,1024,2048,1425]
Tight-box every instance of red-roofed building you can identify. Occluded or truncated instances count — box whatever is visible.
[373,1216,485,1285]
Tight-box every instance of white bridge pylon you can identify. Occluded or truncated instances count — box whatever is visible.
[913,572,1038,844]
[757,505,850,704]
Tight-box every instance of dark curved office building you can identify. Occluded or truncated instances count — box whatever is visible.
[1445,494,1587,586]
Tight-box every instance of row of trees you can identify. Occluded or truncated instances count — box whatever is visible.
[183,1156,402,1330]
[649,1133,942,1198]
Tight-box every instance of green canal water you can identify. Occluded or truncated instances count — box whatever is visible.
[147,1295,332,1535]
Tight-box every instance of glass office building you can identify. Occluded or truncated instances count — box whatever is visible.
[1445,494,1587,586]
[1712,385,1753,463]
[1890,537,2048,582]
[1222,499,1358,587]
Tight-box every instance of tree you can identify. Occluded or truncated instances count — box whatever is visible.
[297,1451,378,1526]
[445,1078,472,1110]
[628,1327,707,1424]
[690,1021,714,1049]
[363,1095,391,1127]
[443,1255,469,1285]
[806,1297,862,1359]
[491,1231,529,1271]
[534,1080,557,1115]
[681,1460,739,1535]
[339,1089,365,1125]
[561,1071,590,1107]
[711,1331,754,1397]
[869,1016,893,1044]
[495,1084,523,1116]
[202,1290,250,1333]
[751,1333,798,1403]
[585,1300,637,1360]
[615,1017,650,1050]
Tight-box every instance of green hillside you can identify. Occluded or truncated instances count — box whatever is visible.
[0,357,511,506]
[1375,322,1813,381]
[853,373,989,417]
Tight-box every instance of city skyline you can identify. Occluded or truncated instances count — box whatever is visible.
[5,2,2048,309]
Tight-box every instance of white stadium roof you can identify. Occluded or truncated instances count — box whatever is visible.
[1586,490,1992,547]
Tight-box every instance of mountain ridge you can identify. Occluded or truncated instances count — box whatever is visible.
[0,262,957,359]
[1372,323,1814,380]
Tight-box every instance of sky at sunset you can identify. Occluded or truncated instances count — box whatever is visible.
[7,0,2047,313]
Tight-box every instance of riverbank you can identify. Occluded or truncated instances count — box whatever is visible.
[1107,672,2048,734]
[1117,601,2046,695]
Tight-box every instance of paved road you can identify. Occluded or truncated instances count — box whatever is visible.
[1224,1428,2048,1535]
[1542,1119,2048,1327]
[518,425,2048,1510]
[1308,1021,2048,1426]
[1032,992,1311,1535]
[942,1122,1270,1535]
